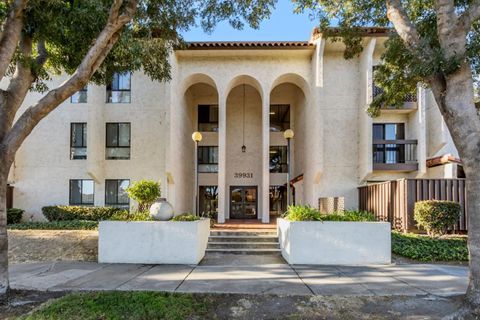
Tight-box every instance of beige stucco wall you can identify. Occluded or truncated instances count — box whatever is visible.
[6,36,460,221]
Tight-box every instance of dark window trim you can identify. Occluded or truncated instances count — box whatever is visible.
[198,146,218,165]
[70,123,87,160]
[69,179,94,206]
[106,123,131,160]
[106,72,131,103]
[197,104,219,132]
[105,179,130,206]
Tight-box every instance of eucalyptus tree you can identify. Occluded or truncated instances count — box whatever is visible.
[294,0,480,316]
[0,0,276,295]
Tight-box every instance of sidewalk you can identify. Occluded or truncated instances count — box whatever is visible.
[9,254,468,297]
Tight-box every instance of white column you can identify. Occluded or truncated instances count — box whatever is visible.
[261,94,270,223]
[217,93,227,223]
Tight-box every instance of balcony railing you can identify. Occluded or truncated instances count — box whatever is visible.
[373,140,418,171]
[373,85,417,103]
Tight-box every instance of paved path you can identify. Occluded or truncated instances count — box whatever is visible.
[10,254,468,297]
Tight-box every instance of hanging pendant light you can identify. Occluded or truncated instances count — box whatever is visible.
[241,84,246,153]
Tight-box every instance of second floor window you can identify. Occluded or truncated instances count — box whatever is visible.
[198,146,218,173]
[106,123,131,160]
[373,123,416,164]
[70,123,87,160]
[107,72,131,103]
[105,179,130,208]
[71,86,88,103]
[69,179,94,206]
[198,105,219,132]
[269,146,288,173]
[270,105,290,132]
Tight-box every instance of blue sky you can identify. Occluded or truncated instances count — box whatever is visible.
[182,2,319,41]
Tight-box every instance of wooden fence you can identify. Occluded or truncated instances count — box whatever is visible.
[358,179,467,232]
[6,185,13,209]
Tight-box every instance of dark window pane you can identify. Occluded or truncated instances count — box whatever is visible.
[105,180,117,204]
[373,124,384,140]
[70,180,82,204]
[270,105,290,132]
[198,105,219,132]
[70,179,94,205]
[118,180,130,204]
[269,146,288,173]
[106,124,118,147]
[198,146,218,173]
[107,72,131,103]
[118,123,130,147]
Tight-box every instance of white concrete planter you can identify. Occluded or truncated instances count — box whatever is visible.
[98,219,210,264]
[277,218,391,265]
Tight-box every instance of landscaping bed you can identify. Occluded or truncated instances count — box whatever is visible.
[8,230,98,264]
[391,231,468,262]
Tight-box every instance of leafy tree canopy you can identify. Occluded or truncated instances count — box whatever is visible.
[294,0,479,116]
[3,0,276,91]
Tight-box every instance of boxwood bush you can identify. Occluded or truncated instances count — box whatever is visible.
[7,208,24,224]
[42,206,122,221]
[414,200,461,236]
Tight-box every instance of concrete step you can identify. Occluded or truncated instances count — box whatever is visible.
[208,236,279,243]
[207,242,280,249]
[205,248,281,255]
[210,231,277,237]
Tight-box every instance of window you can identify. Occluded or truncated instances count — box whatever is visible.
[105,179,130,208]
[107,72,131,103]
[269,146,288,173]
[199,186,218,217]
[270,186,287,216]
[198,146,218,173]
[198,105,218,132]
[106,123,131,160]
[70,123,87,160]
[270,104,290,132]
[373,123,415,164]
[71,86,88,103]
[69,179,94,205]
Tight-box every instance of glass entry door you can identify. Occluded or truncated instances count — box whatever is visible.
[230,186,257,219]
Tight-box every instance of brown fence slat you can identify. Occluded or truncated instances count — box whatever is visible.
[358,178,467,233]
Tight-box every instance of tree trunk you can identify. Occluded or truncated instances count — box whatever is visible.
[0,154,9,296]
[465,165,480,315]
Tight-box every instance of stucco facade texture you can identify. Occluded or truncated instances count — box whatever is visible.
[5,33,460,222]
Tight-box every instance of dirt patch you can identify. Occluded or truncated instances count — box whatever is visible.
[8,230,98,264]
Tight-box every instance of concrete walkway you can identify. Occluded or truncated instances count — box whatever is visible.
[10,254,468,297]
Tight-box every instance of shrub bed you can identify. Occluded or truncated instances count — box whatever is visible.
[42,206,122,221]
[392,231,468,262]
[8,220,99,230]
[171,214,200,222]
[284,205,376,222]
[7,208,24,224]
[414,200,461,236]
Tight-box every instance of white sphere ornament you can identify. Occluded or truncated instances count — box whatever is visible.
[149,198,174,221]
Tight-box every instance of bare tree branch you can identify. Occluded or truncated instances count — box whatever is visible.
[1,0,138,163]
[0,0,28,83]
[385,0,421,49]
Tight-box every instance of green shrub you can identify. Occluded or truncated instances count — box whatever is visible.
[342,210,376,222]
[414,200,461,236]
[8,220,98,230]
[171,214,200,222]
[7,208,24,224]
[42,206,121,221]
[392,231,468,262]
[109,210,152,221]
[126,180,161,211]
[284,205,322,221]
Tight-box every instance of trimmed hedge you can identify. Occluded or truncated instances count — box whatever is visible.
[42,206,122,222]
[414,200,461,236]
[8,220,99,230]
[392,231,468,262]
[284,205,376,222]
[171,214,200,222]
[7,208,24,224]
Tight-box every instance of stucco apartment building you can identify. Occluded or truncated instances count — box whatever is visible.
[6,28,463,223]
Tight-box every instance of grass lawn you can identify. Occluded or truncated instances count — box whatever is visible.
[20,292,210,320]
[392,231,468,262]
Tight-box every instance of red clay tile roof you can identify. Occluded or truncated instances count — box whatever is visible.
[186,41,313,50]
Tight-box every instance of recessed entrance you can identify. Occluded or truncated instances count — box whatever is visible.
[230,186,258,219]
